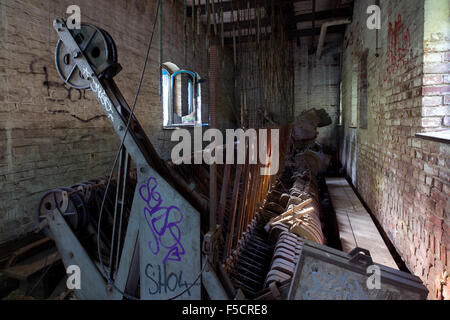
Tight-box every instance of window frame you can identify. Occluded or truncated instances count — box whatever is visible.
[161,63,204,129]
[350,63,359,128]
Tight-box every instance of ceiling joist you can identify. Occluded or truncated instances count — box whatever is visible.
[187,0,310,16]
[223,24,346,45]
[216,6,353,33]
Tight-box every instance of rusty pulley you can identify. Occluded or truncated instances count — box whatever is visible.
[55,21,118,89]
[37,188,87,238]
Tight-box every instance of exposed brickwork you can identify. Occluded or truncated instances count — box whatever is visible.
[340,0,449,299]
[422,0,450,131]
[0,0,234,243]
[294,40,342,151]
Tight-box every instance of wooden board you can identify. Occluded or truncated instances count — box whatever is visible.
[2,248,60,281]
[325,178,398,269]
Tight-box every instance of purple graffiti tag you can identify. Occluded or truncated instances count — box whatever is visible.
[139,177,186,264]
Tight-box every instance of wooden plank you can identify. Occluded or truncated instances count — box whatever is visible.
[225,165,244,258]
[235,162,252,247]
[249,165,262,222]
[188,0,309,16]
[269,198,313,224]
[326,178,398,269]
[2,249,60,281]
[6,237,52,267]
[245,165,259,228]
[217,164,231,226]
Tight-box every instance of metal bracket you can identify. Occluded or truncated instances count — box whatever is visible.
[202,225,222,263]
[348,247,373,267]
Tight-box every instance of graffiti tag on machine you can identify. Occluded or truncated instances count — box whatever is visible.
[145,263,199,296]
[139,177,185,264]
[82,67,115,122]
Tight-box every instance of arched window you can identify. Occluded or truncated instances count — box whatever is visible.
[161,62,203,127]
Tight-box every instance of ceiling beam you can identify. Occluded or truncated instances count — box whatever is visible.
[187,0,310,16]
[217,6,353,33]
[223,24,346,45]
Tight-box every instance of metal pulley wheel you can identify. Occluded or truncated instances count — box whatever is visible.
[55,22,118,89]
[38,188,87,238]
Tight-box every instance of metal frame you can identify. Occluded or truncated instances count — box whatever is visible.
[51,18,202,300]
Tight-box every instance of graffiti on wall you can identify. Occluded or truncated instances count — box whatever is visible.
[139,177,185,265]
[30,59,106,122]
[30,60,90,103]
[384,14,410,81]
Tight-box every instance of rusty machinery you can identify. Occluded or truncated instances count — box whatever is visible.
[41,17,203,300]
[39,17,428,300]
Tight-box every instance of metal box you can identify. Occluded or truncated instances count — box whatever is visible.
[287,240,428,300]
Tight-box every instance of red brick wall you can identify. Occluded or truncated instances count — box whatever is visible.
[340,0,449,299]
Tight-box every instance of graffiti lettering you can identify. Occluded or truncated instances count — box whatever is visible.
[82,67,115,122]
[30,61,90,103]
[145,263,198,296]
[385,14,410,80]
[139,177,185,264]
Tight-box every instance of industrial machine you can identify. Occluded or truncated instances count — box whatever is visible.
[39,18,427,300]
[44,18,202,300]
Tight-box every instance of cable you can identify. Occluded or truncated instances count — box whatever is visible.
[95,0,161,300]
[168,258,208,300]
[27,258,52,297]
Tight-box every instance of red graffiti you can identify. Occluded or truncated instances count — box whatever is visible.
[385,14,410,80]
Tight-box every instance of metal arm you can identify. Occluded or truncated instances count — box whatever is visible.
[51,18,202,300]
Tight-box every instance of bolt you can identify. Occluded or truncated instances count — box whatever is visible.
[118,125,124,131]
[140,167,146,174]
[69,252,74,259]
[73,51,82,58]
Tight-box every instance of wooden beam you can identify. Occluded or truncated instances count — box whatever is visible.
[224,24,346,45]
[235,162,251,247]
[293,7,352,24]
[208,5,353,33]
[217,164,231,226]
[188,0,310,16]
[225,165,243,259]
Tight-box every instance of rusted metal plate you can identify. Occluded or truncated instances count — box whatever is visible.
[288,240,428,300]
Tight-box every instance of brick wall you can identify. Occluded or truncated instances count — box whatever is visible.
[294,38,342,151]
[340,0,449,299]
[422,0,450,130]
[0,0,235,244]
